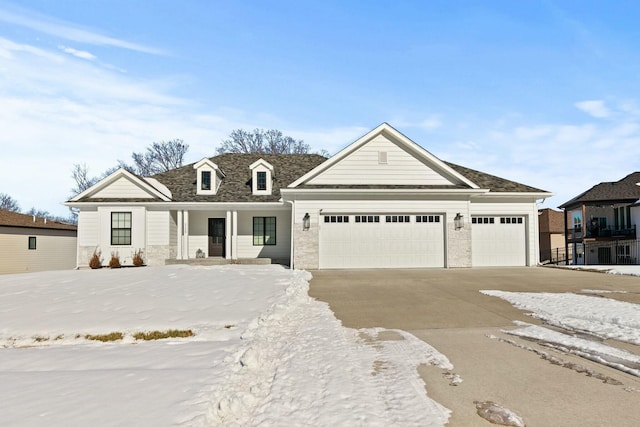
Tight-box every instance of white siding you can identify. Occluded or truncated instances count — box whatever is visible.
[187,211,228,258]
[0,227,77,274]
[90,176,155,199]
[147,210,170,245]
[96,206,147,265]
[236,210,291,260]
[307,134,456,186]
[77,210,98,246]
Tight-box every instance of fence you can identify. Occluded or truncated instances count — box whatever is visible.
[544,239,640,266]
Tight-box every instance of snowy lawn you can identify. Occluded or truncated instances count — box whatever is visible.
[0,265,452,427]
[482,265,640,378]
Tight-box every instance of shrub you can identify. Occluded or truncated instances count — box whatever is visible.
[85,332,124,342]
[109,251,121,268]
[89,249,102,269]
[132,249,145,267]
[133,329,194,340]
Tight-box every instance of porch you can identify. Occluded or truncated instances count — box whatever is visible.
[164,257,275,266]
[172,207,291,264]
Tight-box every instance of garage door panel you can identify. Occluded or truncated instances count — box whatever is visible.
[319,214,444,269]
[472,216,526,267]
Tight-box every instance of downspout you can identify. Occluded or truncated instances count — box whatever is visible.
[284,199,295,269]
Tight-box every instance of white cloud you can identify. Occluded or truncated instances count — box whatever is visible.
[58,45,96,60]
[0,7,163,55]
[575,100,610,118]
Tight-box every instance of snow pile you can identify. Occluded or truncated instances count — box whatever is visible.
[208,271,452,426]
[481,290,640,345]
[0,265,453,427]
[507,322,640,377]
[483,288,640,378]
[474,400,525,427]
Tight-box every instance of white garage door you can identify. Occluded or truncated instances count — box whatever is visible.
[319,214,444,269]
[471,216,526,266]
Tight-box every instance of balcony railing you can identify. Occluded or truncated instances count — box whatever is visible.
[567,225,636,240]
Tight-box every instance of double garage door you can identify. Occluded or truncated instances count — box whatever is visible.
[319,214,445,269]
[319,213,527,269]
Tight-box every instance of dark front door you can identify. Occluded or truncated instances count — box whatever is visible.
[208,218,226,257]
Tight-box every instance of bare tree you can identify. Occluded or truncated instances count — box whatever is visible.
[0,193,20,212]
[71,140,189,196]
[217,129,311,154]
[130,139,189,176]
[71,163,100,195]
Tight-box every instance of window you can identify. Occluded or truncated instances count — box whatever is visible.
[385,215,410,223]
[416,215,440,223]
[201,171,211,190]
[354,215,379,223]
[253,217,276,245]
[28,236,36,250]
[323,215,349,223]
[111,212,132,245]
[499,217,523,224]
[472,217,495,224]
[256,171,267,191]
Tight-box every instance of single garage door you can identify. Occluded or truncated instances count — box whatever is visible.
[471,216,526,266]
[319,214,444,269]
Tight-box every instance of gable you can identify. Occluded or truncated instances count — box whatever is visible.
[88,176,155,199]
[69,168,171,202]
[307,133,457,186]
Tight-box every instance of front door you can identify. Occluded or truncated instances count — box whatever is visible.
[208,218,226,257]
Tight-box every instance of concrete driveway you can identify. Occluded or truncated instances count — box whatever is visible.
[309,267,640,426]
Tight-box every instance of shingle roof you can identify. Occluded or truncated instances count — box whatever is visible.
[444,162,548,193]
[152,153,328,202]
[558,172,640,209]
[0,210,77,231]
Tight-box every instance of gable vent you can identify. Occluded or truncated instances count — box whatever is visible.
[378,151,388,164]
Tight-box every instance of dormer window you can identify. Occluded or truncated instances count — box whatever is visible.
[250,158,274,195]
[201,171,211,190]
[257,171,267,191]
[194,158,224,195]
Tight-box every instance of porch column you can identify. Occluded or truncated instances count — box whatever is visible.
[232,210,238,260]
[177,210,183,260]
[183,210,190,259]
[225,210,232,259]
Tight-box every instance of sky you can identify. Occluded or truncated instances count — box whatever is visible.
[1,1,640,217]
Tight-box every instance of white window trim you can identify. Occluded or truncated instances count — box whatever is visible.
[250,159,274,195]
[193,158,223,195]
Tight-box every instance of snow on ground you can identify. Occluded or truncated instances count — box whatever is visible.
[566,264,640,277]
[0,265,452,427]
[482,265,640,378]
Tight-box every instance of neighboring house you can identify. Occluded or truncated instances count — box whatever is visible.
[538,208,567,264]
[66,123,551,269]
[0,210,77,274]
[559,172,640,265]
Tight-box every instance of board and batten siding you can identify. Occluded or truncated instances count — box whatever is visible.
[187,210,228,258]
[307,135,456,186]
[90,176,156,199]
[0,227,77,274]
[93,206,147,265]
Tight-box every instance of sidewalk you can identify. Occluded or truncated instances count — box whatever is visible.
[309,267,640,426]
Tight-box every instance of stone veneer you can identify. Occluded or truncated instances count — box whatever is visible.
[446,222,472,267]
[293,223,319,269]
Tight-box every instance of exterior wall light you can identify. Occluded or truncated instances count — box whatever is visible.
[303,213,311,231]
[454,213,464,230]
